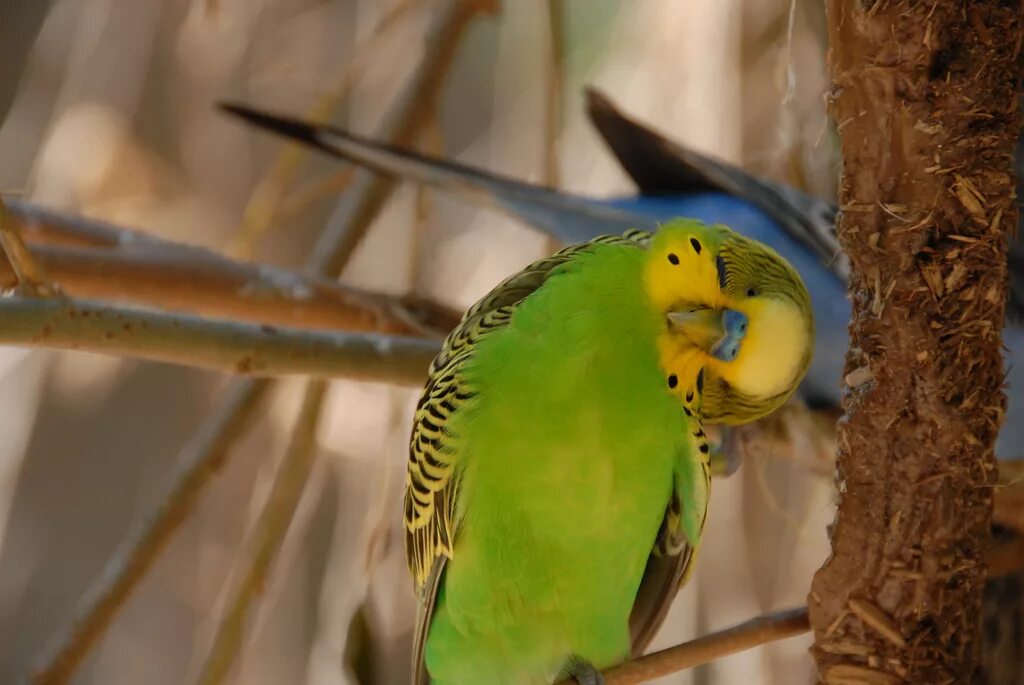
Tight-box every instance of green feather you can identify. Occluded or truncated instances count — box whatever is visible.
[408,236,707,685]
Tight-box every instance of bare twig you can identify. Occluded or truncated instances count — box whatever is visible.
[277,168,356,220]
[0,196,57,295]
[578,608,809,685]
[307,0,498,277]
[2,197,461,334]
[543,0,563,190]
[28,2,491,682]
[3,196,166,249]
[547,537,1024,685]
[32,379,274,685]
[0,242,459,336]
[0,295,439,385]
[540,0,564,255]
[229,0,425,257]
[197,380,329,684]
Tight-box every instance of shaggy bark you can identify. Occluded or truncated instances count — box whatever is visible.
[809,2,1020,683]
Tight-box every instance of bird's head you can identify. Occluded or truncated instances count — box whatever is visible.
[645,219,814,425]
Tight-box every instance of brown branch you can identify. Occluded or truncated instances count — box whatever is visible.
[809,2,1019,682]
[3,196,165,249]
[0,241,459,336]
[540,0,564,256]
[277,167,356,220]
[28,2,491,683]
[306,0,498,277]
[548,538,1024,685]
[31,379,275,685]
[543,0,563,190]
[197,380,328,684]
[576,608,809,685]
[0,295,440,385]
[229,0,425,258]
[0,197,57,295]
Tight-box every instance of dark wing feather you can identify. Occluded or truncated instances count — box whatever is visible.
[585,87,847,283]
[407,232,649,685]
[630,378,712,655]
[587,86,1024,322]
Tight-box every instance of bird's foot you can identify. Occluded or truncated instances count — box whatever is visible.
[710,427,743,478]
[564,657,605,685]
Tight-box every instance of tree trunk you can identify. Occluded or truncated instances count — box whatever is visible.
[809,2,1020,683]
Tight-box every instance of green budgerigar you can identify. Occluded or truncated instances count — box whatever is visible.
[211,104,814,684]
[407,220,813,685]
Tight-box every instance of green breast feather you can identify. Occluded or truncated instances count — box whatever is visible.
[405,227,712,679]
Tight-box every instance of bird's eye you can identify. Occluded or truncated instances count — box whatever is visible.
[745,287,757,297]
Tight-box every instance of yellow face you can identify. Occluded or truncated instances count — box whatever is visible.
[645,220,814,425]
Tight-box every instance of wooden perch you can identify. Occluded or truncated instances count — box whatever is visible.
[0,294,440,385]
[0,198,58,295]
[809,2,1020,682]
[1,198,461,336]
[550,537,1024,685]
[28,1,494,683]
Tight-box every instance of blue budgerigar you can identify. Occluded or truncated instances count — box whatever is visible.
[221,90,1024,456]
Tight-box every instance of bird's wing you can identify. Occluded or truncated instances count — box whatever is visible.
[587,87,1024,321]
[220,103,656,244]
[629,367,712,656]
[585,87,848,284]
[407,232,650,685]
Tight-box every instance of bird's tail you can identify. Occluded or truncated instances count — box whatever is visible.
[219,102,654,244]
[585,87,847,280]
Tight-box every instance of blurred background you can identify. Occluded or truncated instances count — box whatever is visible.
[0,1,837,683]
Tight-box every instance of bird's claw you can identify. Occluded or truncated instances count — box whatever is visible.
[565,657,605,685]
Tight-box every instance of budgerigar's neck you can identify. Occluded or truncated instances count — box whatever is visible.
[464,242,673,413]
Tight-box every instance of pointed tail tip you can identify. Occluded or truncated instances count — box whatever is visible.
[216,101,320,143]
[583,86,616,116]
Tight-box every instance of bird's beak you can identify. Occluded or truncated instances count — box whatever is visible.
[669,308,749,362]
[667,308,728,355]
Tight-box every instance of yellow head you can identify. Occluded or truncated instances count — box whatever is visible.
[645,219,814,425]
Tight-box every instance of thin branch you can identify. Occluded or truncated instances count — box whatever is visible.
[229,0,426,257]
[277,167,356,220]
[0,197,57,295]
[0,242,460,336]
[198,380,329,684]
[307,0,498,277]
[31,379,274,685]
[541,0,564,255]
[3,196,165,249]
[28,2,490,682]
[2,197,461,334]
[409,114,444,291]
[0,295,439,385]
[550,537,1024,685]
[543,0,564,190]
[570,608,810,685]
